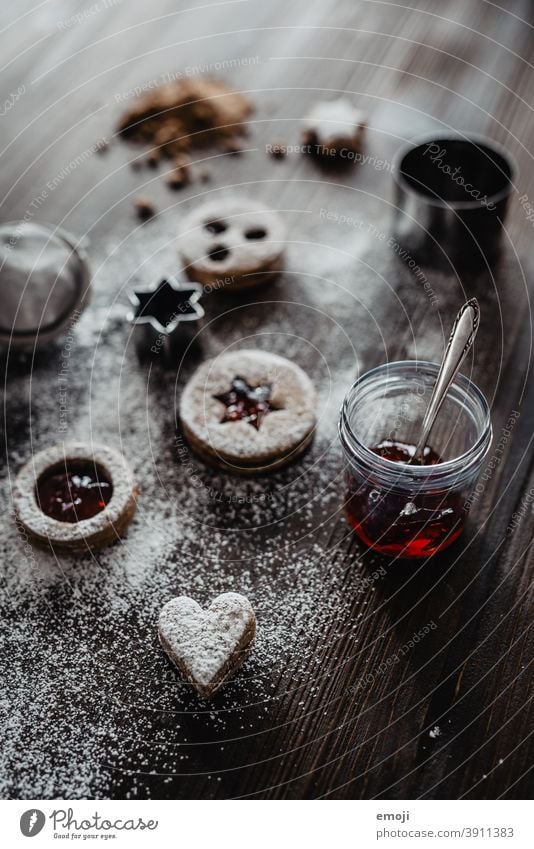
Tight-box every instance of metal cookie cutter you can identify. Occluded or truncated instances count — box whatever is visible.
[128,277,204,363]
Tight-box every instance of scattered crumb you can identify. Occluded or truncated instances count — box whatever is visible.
[165,165,190,190]
[269,142,287,160]
[221,139,244,155]
[173,153,191,169]
[429,725,441,739]
[145,149,160,168]
[133,196,156,220]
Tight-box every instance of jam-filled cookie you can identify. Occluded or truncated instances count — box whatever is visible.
[178,198,285,291]
[179,349,316,474]
[13,442,139,552]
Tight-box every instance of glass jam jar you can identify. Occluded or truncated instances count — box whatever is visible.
[339,361,492,558]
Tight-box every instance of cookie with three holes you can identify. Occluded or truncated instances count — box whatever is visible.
[178,198,285,291]
[179,349,317,474]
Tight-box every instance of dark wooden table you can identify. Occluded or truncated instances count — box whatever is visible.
[1,0,533,800]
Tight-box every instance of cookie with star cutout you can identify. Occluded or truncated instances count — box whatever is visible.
[179,349,317,474]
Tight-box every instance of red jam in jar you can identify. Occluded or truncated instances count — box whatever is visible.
[346,439,463,557]
[339,362,492,559]
[36,462,112,523]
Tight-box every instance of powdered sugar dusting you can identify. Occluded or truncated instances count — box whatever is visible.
[0,186,397,799]
[158,593,256,695]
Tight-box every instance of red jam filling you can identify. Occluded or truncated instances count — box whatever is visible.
[36,462,113,523]
[371,439,442,465]
[214,376,276,430]
[346,439,464,558]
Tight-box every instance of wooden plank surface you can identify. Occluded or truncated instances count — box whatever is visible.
[1,0,533,799]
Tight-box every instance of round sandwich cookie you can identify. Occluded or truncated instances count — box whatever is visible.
[179,349,317,474]
[13,442,139,552]
[178,197,285,291]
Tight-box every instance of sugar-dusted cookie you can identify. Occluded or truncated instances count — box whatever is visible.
[13,442,139,552]
[158,593,256,698]
[179,349,317,474]
[178,197,285,291]
[302,97,367,157]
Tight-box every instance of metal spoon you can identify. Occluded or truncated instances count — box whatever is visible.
[410,298,480,465]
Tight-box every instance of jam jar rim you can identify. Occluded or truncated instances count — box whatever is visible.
[339,360,492,486]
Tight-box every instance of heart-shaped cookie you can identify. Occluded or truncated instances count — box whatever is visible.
[158,593,256,698]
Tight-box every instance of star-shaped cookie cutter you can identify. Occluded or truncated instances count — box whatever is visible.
[128,277,204,363]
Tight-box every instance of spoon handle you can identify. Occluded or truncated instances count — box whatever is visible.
[411,298,480,464]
